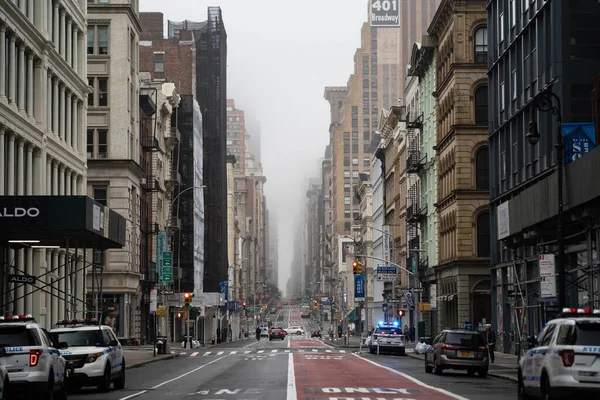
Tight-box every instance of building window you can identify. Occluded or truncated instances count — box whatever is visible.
[344,209,351,218]
[87,25,109,55]
[93,186,108,207]
[477,211,490,257]
[344,184,350,193]
[474,27,487,63]
[88,77,109,107]
[352,171,359,179]
[364,157,370,166]
[352,157,359,166]
[499,13,504,43]
[87,129,108,159]
[344,197,351,205]
[500,82,505,111]
[512,69,517,100]
[344,171,350,179]
[474,86,488,124]
[475,147,489,190]
[511,0,517,27]
[154,53,164,72]
[524,0,529,11]
[344,157,350,166]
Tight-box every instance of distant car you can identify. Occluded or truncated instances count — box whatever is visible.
[285,326,305,335]
[311,330,321,338]
[260,327,269,337]
[269,327,286,341]
[369,321,406,356]
[425,329,489,377]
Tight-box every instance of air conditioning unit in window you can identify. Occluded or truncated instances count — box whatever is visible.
[140,177,147,185]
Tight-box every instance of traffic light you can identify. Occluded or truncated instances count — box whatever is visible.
[184,292,194,308]
[397,310,404,317]
[242,302,247,310]
[313,299,318,311]
[352,261,359,274]
[356,261,363,275]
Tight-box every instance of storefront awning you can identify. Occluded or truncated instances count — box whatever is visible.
[344,308,356,320]
[0,196,126,249]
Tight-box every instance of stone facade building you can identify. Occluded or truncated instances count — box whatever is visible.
[428,0,490,330]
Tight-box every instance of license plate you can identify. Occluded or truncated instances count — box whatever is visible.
[578,371,598,377]
[459,351,473,357]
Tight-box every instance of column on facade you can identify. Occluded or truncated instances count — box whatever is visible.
[16,248,25,314]
[17,139,25,196]
[8,34,16,104]
[65,169,72,195]
[52,160,58,195]
[24,248,33,315]
[71,96,78,149]
[0,25,6,99]
[27,0,34,20]
[77,32,85,77]
[43,250,52,327]
[52,77,59,135]
[66,20,72,66]
[53,2,59,45]
[33,148,43,195]
[457,274,470,326]
[59,84,65,140]
[34,60,45,125]
[46,156,52,195]
[77,101,84,154]
[27,52,34,118]
[32,249,43,324]
[26,144,33,195]
[72,28,78,72]
[35,0,45,32]
[66,92,72,147]
[71,173,77,195]
[19,0,26,14]
[18,43,25,111]
[46,73,52,132]
[0,128,5,195]
[77,175,84,196]
[58,165,65,195]
[57,251,64,321]
[59,8,65,57]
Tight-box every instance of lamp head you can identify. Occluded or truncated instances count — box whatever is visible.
[527,120,541,145]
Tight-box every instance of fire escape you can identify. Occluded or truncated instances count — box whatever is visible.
[405,113,428,285]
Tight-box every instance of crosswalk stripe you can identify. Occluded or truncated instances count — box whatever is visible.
[230,351,237,354]
[244,350,251,354]
[271,350,277,353]
[284,350,290,353]
[191,352,199,357]
[325,350,332,353]
[217,351,224,355]
[203,352,211,356]
[312,349,318,352]
[257,350,264,353]
[180,352,187,355]
[339,350,346,353]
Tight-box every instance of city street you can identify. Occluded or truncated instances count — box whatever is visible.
[68,306,518,400]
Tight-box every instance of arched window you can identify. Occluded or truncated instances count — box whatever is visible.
[474,27,487,63]
[474,86,488,125]
[475,147,489,190]
[477,211,490,257]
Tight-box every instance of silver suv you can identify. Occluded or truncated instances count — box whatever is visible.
[0,315,69,399]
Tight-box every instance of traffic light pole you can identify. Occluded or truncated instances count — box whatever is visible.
[187,306,191,349]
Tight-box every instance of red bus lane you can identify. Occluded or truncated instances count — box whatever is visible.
[290,338,329,349]
[292,353,468,400]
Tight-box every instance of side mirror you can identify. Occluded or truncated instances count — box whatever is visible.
[110,339,119,347]
[57,341,69,349]
[0,347,6,356]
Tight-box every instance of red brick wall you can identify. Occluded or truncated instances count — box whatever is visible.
[139,39,195,95]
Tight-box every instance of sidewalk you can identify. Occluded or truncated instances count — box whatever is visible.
[324,336,363,349]
[122,346,178,369]
[406,349,519,382]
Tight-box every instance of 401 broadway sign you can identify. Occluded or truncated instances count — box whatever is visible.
[370,0,400,27]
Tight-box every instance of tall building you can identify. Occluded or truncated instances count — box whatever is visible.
[267,211,279,286]
[305,178,322,294]
[488,0,600,353]
[86,0,142,338]
[0,0,105,326]
[428,0,489,331]
[226,99,246,176]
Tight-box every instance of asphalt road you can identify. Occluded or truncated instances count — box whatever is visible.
[69,306,518,400]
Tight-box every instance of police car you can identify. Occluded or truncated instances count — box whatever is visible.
[0,314,69,399]
[518,308,600,399]
[369,321,406,355]
[49,319,125,392]
[0,357,8,400]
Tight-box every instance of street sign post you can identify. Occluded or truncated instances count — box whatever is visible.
[370,0,400,27]
[162,251,173,283]
[150,288,158,314]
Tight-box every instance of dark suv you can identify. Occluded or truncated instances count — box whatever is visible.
[269,327,285,340]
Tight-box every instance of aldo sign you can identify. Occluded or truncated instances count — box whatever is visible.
[0,207,40,217]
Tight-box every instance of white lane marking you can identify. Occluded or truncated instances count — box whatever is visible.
[312,349,318,352]
[271,350,278,353]
[325,350,332,353]
[287,337,291,348]
[244,340,257,348]
[117,355,229,400]
[180,352,187,355]
[190,352,199,357]
[244,350,251,354]
[339,350,346,353]
[285,349,290,353]
[257,350,264,353]
[217,351,224,355]
[203,352,211,356]
[286,352,297,400]
[230,351,237,354]
[354,354,471,400]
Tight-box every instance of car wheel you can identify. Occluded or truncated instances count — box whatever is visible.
[425,358,433,373]
[541,372,555,400]
[98,365,111,393]
[55,371,68,400]
[369,347,375,355]
[44,373,54,400]
[518,370,535,400]
[432,357,443,375]
[467,368,476,377]
[296,331,302,335]
[478,368,488,378]
[114,360,125,390]
[2,378,9,400]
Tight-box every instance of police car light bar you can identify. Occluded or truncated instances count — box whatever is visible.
[0,314,35,322]
[55,318,99,326]
[561,308,600,315]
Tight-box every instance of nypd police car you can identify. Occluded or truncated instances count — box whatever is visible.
[50,319,125,392]
[0,314,69,399]
[0,356,8,400]
[518,308,600,399]
[369,321,406,355]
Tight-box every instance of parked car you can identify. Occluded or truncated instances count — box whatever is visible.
[260,327,269,337]
[0,357,8,400]
[311,330,322,338]
[284,326,305,335]
[369,321,406,355]
[269,327,286,341]
[424,329,489,377]
[518,308,600,399]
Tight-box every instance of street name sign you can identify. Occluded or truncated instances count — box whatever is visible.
[370,0,400,27]
[377,265,397,281]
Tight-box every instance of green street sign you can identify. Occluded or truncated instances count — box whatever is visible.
[411,258,417,274]
[161,251,173,283]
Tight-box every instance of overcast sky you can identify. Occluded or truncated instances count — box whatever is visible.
[140,0,367,290]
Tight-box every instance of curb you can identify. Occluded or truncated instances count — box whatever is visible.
[126,353,179,370]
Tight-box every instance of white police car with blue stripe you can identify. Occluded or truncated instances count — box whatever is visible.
[518,308,600,399]
[0,354,9,400]
[0,314,69,400]
[50,319,125,392]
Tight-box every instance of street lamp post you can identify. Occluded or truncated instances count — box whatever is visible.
[526,86,566,309]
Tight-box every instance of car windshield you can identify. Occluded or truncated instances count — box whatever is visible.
[51,330,104,347]
[0,326,38,347]
[445,333,485,347]
[572,322,600,346]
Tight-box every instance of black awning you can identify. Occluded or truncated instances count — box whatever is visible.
[0,196,126,249]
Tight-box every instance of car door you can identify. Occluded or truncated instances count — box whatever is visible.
[426,333,442,365]
[531,323,557,391]
[41,328,64,385]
